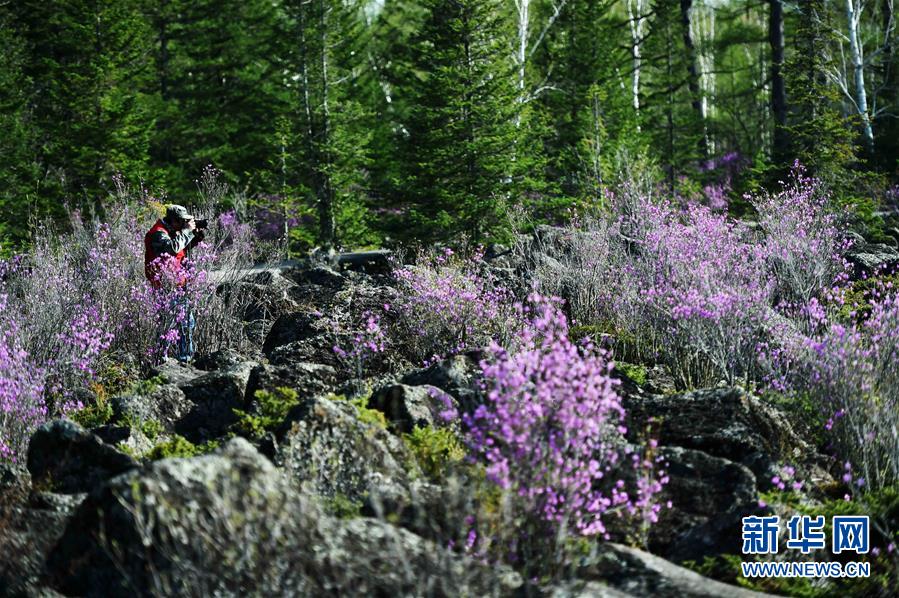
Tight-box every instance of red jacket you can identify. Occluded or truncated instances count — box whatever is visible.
[144,219,187,288]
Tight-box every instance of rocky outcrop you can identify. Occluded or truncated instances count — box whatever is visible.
[368,383,456,433]
[577,543,773,598]
[26,420,137,494]
[45,438,519,597]
[273,396,414,502]
[650,447,762,562]
[401,352,482,409]
[624,387,819,488]
[111,383,193,434]
[176,360,257,442]
[245,362,339,401]
[217,269,299,322]
[845,232,899,278]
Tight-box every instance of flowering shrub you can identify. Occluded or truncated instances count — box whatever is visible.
[454,294,665,569]
[393,248,523,364]
[750,163,851,307]
[0,295,47,462]
[0,174,268,462]
[528,164,850,390]
[333,309,388,378]
[764,291,899,493]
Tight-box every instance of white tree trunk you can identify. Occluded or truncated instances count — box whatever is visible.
[846,0,875,153]
[627,0,648,128]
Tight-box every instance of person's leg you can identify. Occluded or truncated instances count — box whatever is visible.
[176,298,196,362]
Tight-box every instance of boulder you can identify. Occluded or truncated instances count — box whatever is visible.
[45,438,515,597]
[0,483,83,596]
[175,361,257,442]
[111,383,193,434]
[26,420,137,494]
[401,353,482,408]
[150,359,206,387]
[245,362,339,404]
[191,348,249,372]
[261,310,331,356]
[649,447,762,563]
[546,580,635,597]
[624,387,815,486]
[845,233,899,278]
[274,395,414,502]
[578,543,773,598]
[45,438,293,596]
[93,424,155,456]
[368,383,456,433]
[289,265,346,288]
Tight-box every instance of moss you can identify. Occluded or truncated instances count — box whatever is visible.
[324,493,363,519]
[333,394,389,430]
[233,387,300,439]
[147,435,221,460]
[129,375,166,396]
[71,401,113,428]
[616,361,648,386]
[403,425,465,481]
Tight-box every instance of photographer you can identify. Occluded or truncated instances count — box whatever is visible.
[144,204,208,363]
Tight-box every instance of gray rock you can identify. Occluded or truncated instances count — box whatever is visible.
[0,461,29,504]
[111,383,193,434]
[45,438,513,597]
[845,235,899,278]
[546,580,636,597]
[288,265,346,288]
[150,359,206,387]
[624,387,816,486]
[93,425,155,456]
[401,353,482,408]
[368,383,456,433]
[191,348,249,372]
[649,447,762,563]
[245,362,339,401]
[579,543,773,598]
[26,420,137,494]
[261,310,331,356]
[274,395,414,502]
[0,491,81,596]
[176,361,257,442]
[216,269,299,321]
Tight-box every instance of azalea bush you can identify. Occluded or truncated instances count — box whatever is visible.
[393,247,523,365]
[0,176,268,462]
[763,290,899,493]
[750,163,851,308]
[448,294,666,574]
[529,164,849,390]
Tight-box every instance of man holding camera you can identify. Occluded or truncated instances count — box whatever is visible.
[144,204,207,362]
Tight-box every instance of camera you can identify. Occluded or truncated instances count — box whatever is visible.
[195,218,209,230]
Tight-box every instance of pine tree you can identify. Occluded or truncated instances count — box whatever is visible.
[784,0,856,182]
[401,0,523,243]
[280,0,375,248]
[149,0,286,195]
[532,0,638,201]
[0,13,42,248]
[8,0,156,211]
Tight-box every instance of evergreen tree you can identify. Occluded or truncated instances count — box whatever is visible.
[0,13,41,248]
[401,0,523,243]
[532,0,638,202]
[149,0,286,195]
[8,0,156,211]
[784,0,856,181]
[281,0,375,248]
